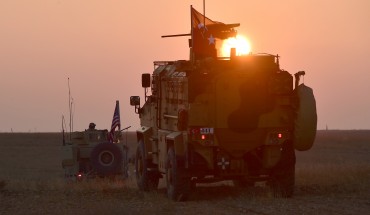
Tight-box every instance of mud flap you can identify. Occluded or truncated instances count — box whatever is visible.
[294,84,317,151]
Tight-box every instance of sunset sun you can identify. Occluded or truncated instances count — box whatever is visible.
[221,35,251,57]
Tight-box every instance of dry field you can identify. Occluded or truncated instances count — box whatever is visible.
[1,130,369,215]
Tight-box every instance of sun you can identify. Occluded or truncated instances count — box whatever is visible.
[220,35,251,57]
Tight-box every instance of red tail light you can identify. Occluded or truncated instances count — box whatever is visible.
[267,131,289,145]
[189,127,214,145]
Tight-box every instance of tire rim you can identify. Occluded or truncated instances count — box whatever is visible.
[98,150,114,166]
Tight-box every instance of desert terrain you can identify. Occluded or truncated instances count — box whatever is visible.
[0,130,369,215]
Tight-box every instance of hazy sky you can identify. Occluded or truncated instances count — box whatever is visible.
[1,0,369,132]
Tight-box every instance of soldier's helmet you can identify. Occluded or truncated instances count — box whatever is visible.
[89,122,96,129]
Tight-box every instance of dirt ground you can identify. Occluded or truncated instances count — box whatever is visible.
[1,130,370,215]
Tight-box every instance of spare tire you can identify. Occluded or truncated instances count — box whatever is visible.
[294,84,317,151]
[91,142,123,176]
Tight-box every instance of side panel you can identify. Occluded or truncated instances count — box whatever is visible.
[157,130,188,173]
[159,71,188,131]
[139,101,157,128]
[166,131,187,156]
[136,126,154,160]
[61,145,77,167]
[70,132,85,145]
[158,130,171,172]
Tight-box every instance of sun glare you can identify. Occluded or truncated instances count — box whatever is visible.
[220,35,251,57]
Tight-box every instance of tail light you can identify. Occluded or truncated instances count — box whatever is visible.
[201,134,206,140]
[189,127,214,145]
[267,131,289,145]
[76,173,83,181]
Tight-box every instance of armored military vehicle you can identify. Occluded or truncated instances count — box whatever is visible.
[62,124,129,181]
[130,7,316,201]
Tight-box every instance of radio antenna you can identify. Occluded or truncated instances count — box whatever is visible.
[203,0,206,26]
[67,78,74,139]
[62,115,66,145]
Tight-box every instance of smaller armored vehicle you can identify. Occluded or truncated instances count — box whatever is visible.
[62,125,128,180]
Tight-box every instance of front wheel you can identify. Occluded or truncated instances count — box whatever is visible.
[135,140,159,191]
[166,147,190,201]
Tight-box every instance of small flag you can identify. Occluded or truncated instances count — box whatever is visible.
[191,7,219,59]
[191,6,238,60]
[109,100,121,142]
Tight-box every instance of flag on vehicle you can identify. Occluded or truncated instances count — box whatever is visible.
[191,6,239,59]
[109,100,121,142]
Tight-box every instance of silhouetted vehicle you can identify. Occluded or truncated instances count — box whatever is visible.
[130,6,316,201]
[62,129,128,181]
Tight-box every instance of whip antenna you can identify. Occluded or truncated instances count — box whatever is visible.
[203,0,206,27]
[62,115,66,145]
[67,78,74,139]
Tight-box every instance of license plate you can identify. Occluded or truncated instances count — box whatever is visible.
[200,128,214,134]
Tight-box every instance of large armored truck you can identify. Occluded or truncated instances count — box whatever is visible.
[62,127,128,180]
[130,7,317,201]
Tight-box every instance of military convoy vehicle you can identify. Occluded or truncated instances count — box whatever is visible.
[62,125,128,181]
[130,7,317,201]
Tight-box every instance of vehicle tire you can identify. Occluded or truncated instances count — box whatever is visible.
[135,140,159,191]
[269,140,296,198]
[166,146,190,201]
[90,142,123,176]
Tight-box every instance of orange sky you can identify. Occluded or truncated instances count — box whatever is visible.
[0,0,369,132]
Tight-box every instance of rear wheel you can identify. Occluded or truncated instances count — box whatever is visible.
[166,146,190,201]
[135,140,159,191]
[269,140,296,197]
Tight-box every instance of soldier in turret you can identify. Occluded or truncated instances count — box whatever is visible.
[87,122,96,131]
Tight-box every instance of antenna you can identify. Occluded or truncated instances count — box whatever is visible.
[67,78,74,139]
[62,115,66,145]
[71,98,75,133]
[203,0,206,26]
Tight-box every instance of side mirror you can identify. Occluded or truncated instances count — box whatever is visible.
[142,73,151,88]
[130,96,141,114]
[130,96,140,106]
